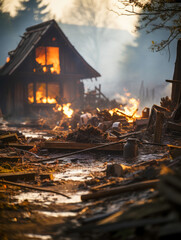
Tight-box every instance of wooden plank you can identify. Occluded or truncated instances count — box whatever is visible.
[166,80,181,84]
[167,121,181,132]
[0,172,36,181]
[0,172,53,181]
[42,141,123,152]
[0,133,18,143]
[81,179,159,201]
[0,154,22,163]
[7,141,123,151]
[7,142,34,149]
[153,111,164,144]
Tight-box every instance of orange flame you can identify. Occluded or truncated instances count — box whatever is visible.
[109,97,140,122]
[35,46,60,74]
[53,103,74,118]
[6,57,10,63]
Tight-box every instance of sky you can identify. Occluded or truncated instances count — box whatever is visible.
[1,0,176,107]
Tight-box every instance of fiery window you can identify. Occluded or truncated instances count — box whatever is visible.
[28,83,34,103]
[35,46,61,74]
[28,83,60,104]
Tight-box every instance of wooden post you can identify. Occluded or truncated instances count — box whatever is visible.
[153,110,164,144]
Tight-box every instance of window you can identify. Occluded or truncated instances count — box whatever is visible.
[28,83,60,104]
[35,46,61,74]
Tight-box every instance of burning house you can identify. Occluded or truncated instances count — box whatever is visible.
[0,20,100,118]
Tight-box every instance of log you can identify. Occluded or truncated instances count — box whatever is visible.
[0,179,70,199]
[81,179,159,201]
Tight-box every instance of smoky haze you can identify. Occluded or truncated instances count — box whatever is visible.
[0,0,177,108]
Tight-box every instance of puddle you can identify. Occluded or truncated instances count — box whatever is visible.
[139,153,165,162]
[37,210,77,217]
[54,168,93,181]
[19,130,54,140]
[14,190,87,205]
[25,234,52,240]
[14,161,105,205]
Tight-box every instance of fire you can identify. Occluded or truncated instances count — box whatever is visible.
[109,97,141,122]
[28,83,60,104]
[28,92,57,104]
[53,103,74,118]
[6,57,10,63]
[35,46,60,74]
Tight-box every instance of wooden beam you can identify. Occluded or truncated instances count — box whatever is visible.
[81,179,159,201]
[166,80,181,84]
[0,155,22,163]
[153,110,164,144]
[0,172,37,181]
[0,179,70,198]
[42,141,123,152]
[0,172,53,182]
[0,133,18,143]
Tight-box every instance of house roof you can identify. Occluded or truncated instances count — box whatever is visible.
[0,19,101,79]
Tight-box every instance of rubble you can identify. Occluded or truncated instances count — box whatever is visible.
[1,90,181,240]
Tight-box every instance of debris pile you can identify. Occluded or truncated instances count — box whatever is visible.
[66,125,108,143]
[1,93,181,239]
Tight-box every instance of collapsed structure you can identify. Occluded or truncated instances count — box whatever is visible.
[0,20,100,118]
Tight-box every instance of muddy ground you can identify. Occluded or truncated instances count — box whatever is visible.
[1,124,181,240]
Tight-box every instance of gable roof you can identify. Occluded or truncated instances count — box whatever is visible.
[0,19,101,79]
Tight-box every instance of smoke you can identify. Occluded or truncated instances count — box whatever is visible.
[2,0,24,17]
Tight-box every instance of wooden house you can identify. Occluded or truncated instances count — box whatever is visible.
[0,20,100,118]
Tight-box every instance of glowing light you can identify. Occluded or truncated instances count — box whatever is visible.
[53,103,74,118]
[109,97,140,122]
[6,56,10,63]
[36,46,61,74]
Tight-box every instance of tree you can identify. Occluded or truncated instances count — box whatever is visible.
[0,0,14,65]
[0,0,49,65]
[113,0,181,53]
[13,0,48,31]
